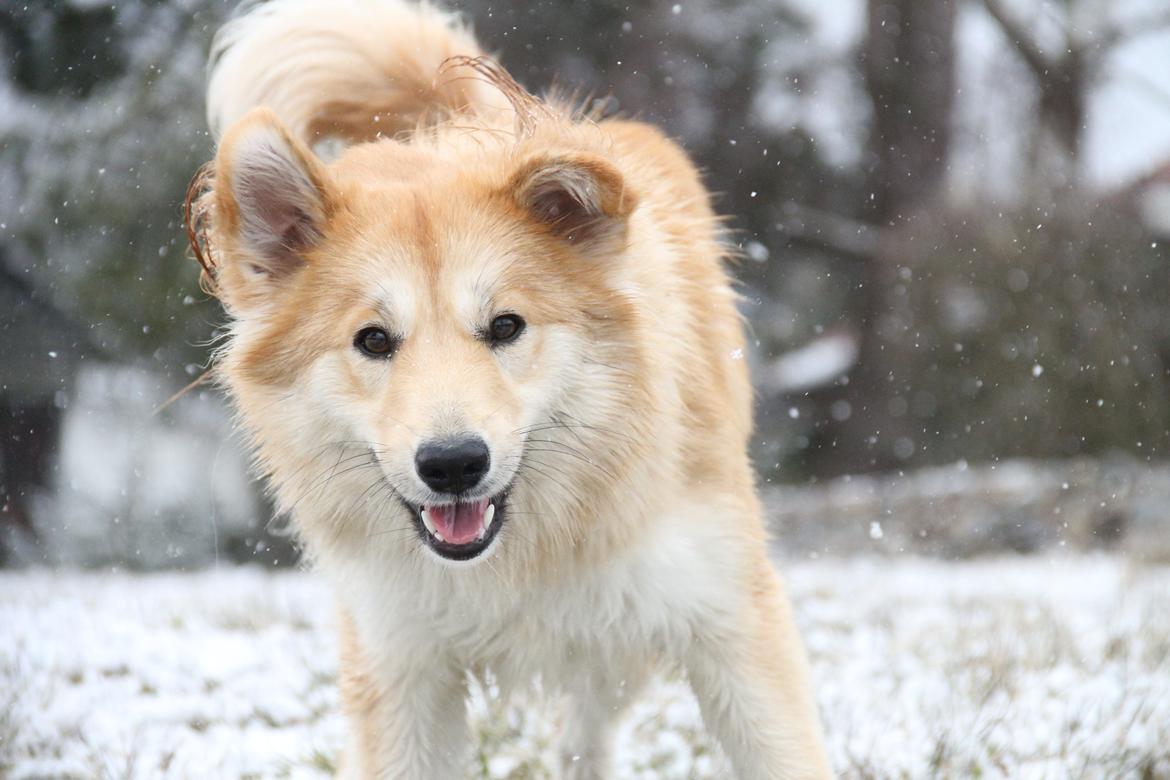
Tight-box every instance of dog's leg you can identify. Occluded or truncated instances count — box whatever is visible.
[558,660,649,780]
[685,560,832,780]
[337,609,469,780]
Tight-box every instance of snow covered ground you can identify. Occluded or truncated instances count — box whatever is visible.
[2,557,1168,779]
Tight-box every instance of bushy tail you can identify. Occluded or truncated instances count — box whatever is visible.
[205,0,508,143]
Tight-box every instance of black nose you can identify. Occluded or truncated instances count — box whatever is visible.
[415,435,491,494]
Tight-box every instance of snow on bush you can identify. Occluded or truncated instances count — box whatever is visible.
[767,458,1170,561]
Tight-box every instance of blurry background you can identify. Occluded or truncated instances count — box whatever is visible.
[3,0,1170,569]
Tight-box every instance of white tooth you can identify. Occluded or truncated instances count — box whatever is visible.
[421,508,439,537]
[475,506,488,541]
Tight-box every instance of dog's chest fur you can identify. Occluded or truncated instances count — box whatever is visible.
[326,494,747,691]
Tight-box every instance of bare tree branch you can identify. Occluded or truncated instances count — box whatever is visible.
[777,203,879,262]
[980,0,1054,80]
[1099,9,1170,51]
[984,0,1170,68]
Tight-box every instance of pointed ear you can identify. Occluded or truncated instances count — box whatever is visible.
[212,108,333,305]
[508,154,635,247]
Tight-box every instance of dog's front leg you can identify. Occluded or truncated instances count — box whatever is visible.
[685,561,832,780]
[337,610,469,780]
[558,659,650,780]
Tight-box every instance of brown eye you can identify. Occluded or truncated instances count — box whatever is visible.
[355,326,396,357]
[489,314,525,344]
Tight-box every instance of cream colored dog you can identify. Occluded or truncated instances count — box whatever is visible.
[187,1,831,777]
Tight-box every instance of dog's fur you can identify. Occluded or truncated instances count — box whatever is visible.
[187,1,831,777]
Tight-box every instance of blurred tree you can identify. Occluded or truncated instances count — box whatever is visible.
[0,1,227,376]
[979,0,1170,181]
[800,0,960,475]
[0,256,98,563]
[797,0,1170,477]
[0,1,266,566]
[866,198,1170,466]
[0,4,126,97]
[862,0,958,222]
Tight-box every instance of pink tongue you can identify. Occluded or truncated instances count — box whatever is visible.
[428,498,489,545]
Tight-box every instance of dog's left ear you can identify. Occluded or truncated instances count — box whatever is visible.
[508,153,636,249]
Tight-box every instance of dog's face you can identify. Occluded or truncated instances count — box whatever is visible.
[207,109,641,564]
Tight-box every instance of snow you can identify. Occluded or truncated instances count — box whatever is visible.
[763,330,860,395]
[3,557,1168,778]
[42,365,261,570]
[766,458,1170,561]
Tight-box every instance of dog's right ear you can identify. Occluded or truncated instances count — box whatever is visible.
[508,153,635,253]
[209,108,334,312]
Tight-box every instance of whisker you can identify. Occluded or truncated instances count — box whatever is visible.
[281,454,384,516]
[520,445,617,479]
[500,452,577,484]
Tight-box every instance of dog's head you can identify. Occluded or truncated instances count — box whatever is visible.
[197,108,647,565]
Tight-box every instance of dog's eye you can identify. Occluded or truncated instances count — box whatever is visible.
[354,326,396,357]
[488,314,525,344]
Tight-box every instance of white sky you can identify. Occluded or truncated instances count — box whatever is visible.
[1088,24,1170,187]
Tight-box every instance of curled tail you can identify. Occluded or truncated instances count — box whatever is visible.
[206,0,509,143]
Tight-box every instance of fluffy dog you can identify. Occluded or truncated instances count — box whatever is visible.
[186,1,831,777]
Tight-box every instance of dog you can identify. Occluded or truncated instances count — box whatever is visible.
[185,1,831,777]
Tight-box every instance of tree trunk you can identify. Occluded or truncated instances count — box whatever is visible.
[808,0,958,477]
[862,0,958,223]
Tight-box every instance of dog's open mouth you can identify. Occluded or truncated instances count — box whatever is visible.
[412,493,506,561]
